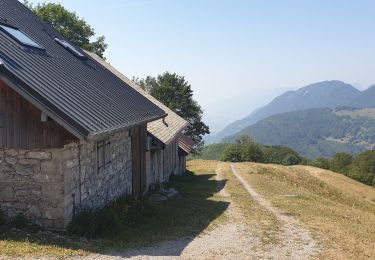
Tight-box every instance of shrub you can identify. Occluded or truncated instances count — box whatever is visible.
[221,144,243,162]
[262,146,302,165]
[67,195,154,238]
[311,157,331,170]
[331,152,353,173]
[348,151,375,186]
[221,135,264,162]
[281,153,301,166]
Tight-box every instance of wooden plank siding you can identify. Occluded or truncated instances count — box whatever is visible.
[145,137,182,191]
[0,80,77,149]
[130,124,147,195]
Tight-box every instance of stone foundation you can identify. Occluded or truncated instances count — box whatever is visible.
[0,130,132,230]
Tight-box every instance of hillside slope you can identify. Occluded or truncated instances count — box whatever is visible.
[208,80,375,144]
[224,108,375,159]
[230,161,375,259]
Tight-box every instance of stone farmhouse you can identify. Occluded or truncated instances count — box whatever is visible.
[87,52,194,190]
[0,0,192,230]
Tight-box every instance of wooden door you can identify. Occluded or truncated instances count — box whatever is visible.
[130,125,147,195]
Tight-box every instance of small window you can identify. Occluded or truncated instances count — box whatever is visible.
[54,38,86,59]
[0,24,42,49]
[97,140,111,171]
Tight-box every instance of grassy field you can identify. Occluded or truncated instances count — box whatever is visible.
[214,162,280,245]
[0,160,228,258]
[335,107,375,119]
[0,160,374,259]
[234,162,375,259]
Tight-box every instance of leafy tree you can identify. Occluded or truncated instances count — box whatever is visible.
[135,72,210,153]
[221,144,243,162]
[23,1,107,58]
[262,145,302,165]
[221,135,263,162]
[236,136,264,162]
[311,157,331,170]
[190,143,230,160]
[330,152,353,173]
[348,151,375,186]
[281,153,301,166]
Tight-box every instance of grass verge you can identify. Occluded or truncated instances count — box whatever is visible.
[217,162,280,245]
[0,161,228,258]
[235,162,375,259]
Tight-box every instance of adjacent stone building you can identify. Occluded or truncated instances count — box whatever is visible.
[88,52,194,190]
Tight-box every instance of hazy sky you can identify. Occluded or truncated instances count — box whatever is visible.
[30,0,375,132]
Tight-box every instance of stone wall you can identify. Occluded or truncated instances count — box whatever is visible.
[0,129,133,230]
[64,130,132,223]
[0,148,66,229]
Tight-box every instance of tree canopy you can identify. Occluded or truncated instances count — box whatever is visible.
[135,72,210,153]
[348,151,375,186]
[24,1,107,58]
[330,152,353,173]
[221,135,264,163]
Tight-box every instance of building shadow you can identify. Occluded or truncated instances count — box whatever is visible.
[0,170,229,258]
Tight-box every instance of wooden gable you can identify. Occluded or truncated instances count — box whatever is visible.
[0,80,78,149]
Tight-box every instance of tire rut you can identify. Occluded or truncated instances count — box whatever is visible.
[230,163,321,259]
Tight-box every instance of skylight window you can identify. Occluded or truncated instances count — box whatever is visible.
[54,38,86,59]
[0,24,42,49]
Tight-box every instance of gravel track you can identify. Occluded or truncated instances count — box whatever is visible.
[75,163,321,259]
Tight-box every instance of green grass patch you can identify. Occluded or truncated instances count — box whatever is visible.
[0,169,228,257]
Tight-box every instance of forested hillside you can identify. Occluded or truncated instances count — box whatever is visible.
[207,81,361,143]
[208,81,375,144]
[224,108,375,159]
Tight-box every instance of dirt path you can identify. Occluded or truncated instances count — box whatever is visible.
[230,163,321,259]
[86,163,256,260]
[81,163,321,260]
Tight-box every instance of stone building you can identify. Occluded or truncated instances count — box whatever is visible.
[0,0,167,230]
[87,53,194,190]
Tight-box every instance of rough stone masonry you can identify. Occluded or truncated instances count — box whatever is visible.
[0,130,132,230]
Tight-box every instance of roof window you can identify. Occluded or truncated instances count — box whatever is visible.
[54,38,86,59]
[0,24,43,49]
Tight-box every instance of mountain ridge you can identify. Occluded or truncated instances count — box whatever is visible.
[206,80,374,144]
[223,107,375,159]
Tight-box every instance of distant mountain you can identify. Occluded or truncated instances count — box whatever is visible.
[350,85,375,108]
[207,80,365,144]
[224,108,375,159]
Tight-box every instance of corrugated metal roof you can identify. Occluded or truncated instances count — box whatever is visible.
[86,52,189,145]
[178,134,194,154]
[0,0,166,139]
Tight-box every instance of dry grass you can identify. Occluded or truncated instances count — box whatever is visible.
[214,162,281,245]
[235,162,375,259]
[0,231,89,258]
[2,159,373,259]
[0,160,228,258]
[188,160,281,244]
[186,159,218,173]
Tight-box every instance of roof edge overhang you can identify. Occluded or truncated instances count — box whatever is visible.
[178,134,195,154]
[0,65,88,139]
[148,120,188,146]
[178,147,189,156]
[87,112,167,141]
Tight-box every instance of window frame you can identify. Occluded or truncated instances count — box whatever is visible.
[0,23,43,49]
[54,38,87,59]
[97,139,111,172]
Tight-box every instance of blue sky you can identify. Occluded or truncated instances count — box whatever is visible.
[30,0,375,132]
